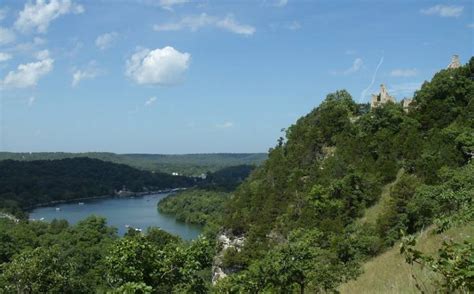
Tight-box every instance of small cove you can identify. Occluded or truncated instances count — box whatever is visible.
[29,193,202,240]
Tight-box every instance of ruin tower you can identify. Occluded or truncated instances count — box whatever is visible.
[402,98,413,113]
[447,55,461,69]
[371,84,395,108]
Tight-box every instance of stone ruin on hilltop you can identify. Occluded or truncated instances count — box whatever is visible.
[447,54,461,69]
[370,84,395,109]
[370,55,462,111]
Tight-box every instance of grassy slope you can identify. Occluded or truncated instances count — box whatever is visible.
[341,168,472,293]
[339,223,473,294]
[358,168,405,226]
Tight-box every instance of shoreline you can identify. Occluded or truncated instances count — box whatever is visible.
[26,187,188,211]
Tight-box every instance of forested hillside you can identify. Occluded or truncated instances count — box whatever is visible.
[216,58,474,292]
[158,189,231,226]
[157,165,255,226]
[0,152,267,176]
[0,158,194,217]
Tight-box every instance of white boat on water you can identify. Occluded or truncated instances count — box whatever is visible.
[55,207,61,211]
[78,202,84,205]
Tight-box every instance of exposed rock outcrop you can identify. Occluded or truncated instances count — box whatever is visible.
[212,232,245,285]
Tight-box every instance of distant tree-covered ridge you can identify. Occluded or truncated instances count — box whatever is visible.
[0,157,195,215]
[0,152,267,176]
[199,164,255,192]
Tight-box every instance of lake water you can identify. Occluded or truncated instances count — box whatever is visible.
[29,193,202,240]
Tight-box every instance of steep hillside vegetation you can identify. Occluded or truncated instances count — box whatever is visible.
[216,58,474,292]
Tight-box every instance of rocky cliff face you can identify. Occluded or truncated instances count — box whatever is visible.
[212,232,245,284]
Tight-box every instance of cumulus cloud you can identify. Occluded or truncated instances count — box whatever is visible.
[421,5,463,17]
[126,46,190,86]
[71,61,101,87]
[390,68,418,77]
[95,32,118,50]
[144,96,157,106]
[1,50,54,89]
[15,0,85,33]
[0,27,15,45]
[154,13,255,36]
[0,52,12,62]
[216,121,234,128]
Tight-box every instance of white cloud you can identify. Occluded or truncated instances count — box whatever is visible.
[390,68,418,77]
[144,96,157,106]
[15,0,85,33]
[421,5,463,17]
[154,13,214,32]
[388,82,422,98]
[28,96,36,107]
[71,61,101,87]
[0,27,15,45]
[341,58,363,75]
[95,32,118,50]
[154,13,255,36]
[274,0,288,7]
[285,21,301,30]
[1,50,54,88]
[158,0,189,10]
[11,37,46,54]
[36,49,50,60]
[126,46,190,86]
[0,52,12,62]
[216,15,256,35]
[216,121,234,128]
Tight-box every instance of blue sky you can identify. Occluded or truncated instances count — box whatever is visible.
[0,0,472,154]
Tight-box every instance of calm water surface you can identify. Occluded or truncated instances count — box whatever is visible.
[29,193,202,240]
